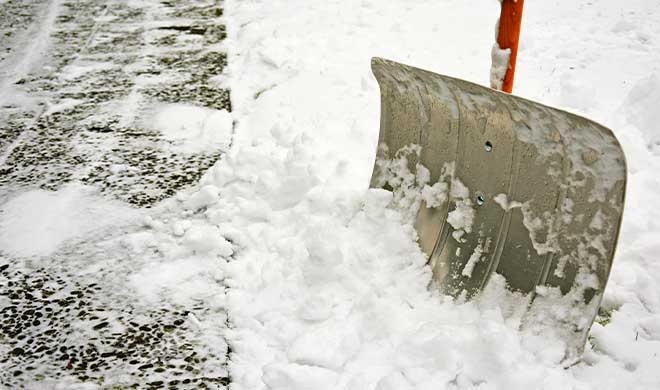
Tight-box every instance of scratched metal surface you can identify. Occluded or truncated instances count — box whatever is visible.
[370,57,626,358]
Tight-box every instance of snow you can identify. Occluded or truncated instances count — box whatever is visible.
[43,98,84,116]
[489,10,511,90]
[493,193,510,210]
[1,0,659,388]
[446,178,475,242]
[0,184,141,258]
[59,61,116,81]
[462,244,484,278]
[420,181,448,208]
[490,43,511,90]
[215,0,660,389]
[148,104,233,153]
[184,184,221,211]
[182,225,233,256]
[129,255,225,305]
[624,74,660,150]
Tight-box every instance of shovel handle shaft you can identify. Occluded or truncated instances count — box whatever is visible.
[497,0,525,93]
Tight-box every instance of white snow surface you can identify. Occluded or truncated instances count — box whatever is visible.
[148,104,233,153]
[0,185,141,257]
[490,43,511,90]
[210,0,660,389]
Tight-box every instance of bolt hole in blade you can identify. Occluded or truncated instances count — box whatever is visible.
[369,57,627,361]
[475,193,486,206]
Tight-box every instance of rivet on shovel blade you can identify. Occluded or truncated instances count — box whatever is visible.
[476,193,486,206]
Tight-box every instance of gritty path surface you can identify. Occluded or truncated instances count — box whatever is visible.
[0,0,231,388]
[0,0,230,206]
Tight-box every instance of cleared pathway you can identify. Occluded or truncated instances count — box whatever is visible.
[0,0,232,388]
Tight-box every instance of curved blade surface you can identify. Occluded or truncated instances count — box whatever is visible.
[370,57,626,359]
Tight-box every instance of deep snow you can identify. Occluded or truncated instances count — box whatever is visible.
[216,0,660,389]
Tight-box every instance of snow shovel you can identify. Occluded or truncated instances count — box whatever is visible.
[369,0,626,360]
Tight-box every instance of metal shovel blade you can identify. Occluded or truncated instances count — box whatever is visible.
[370,57,626,358]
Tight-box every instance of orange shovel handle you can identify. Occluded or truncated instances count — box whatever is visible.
[497,0,525,93]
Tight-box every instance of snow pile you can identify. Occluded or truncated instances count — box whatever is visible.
[204,0,660,389]
[185,137,583,389]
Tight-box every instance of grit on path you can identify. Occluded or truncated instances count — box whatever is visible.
[0,0,232,388]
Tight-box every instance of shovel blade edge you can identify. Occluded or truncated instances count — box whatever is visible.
[370,57,626,359]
